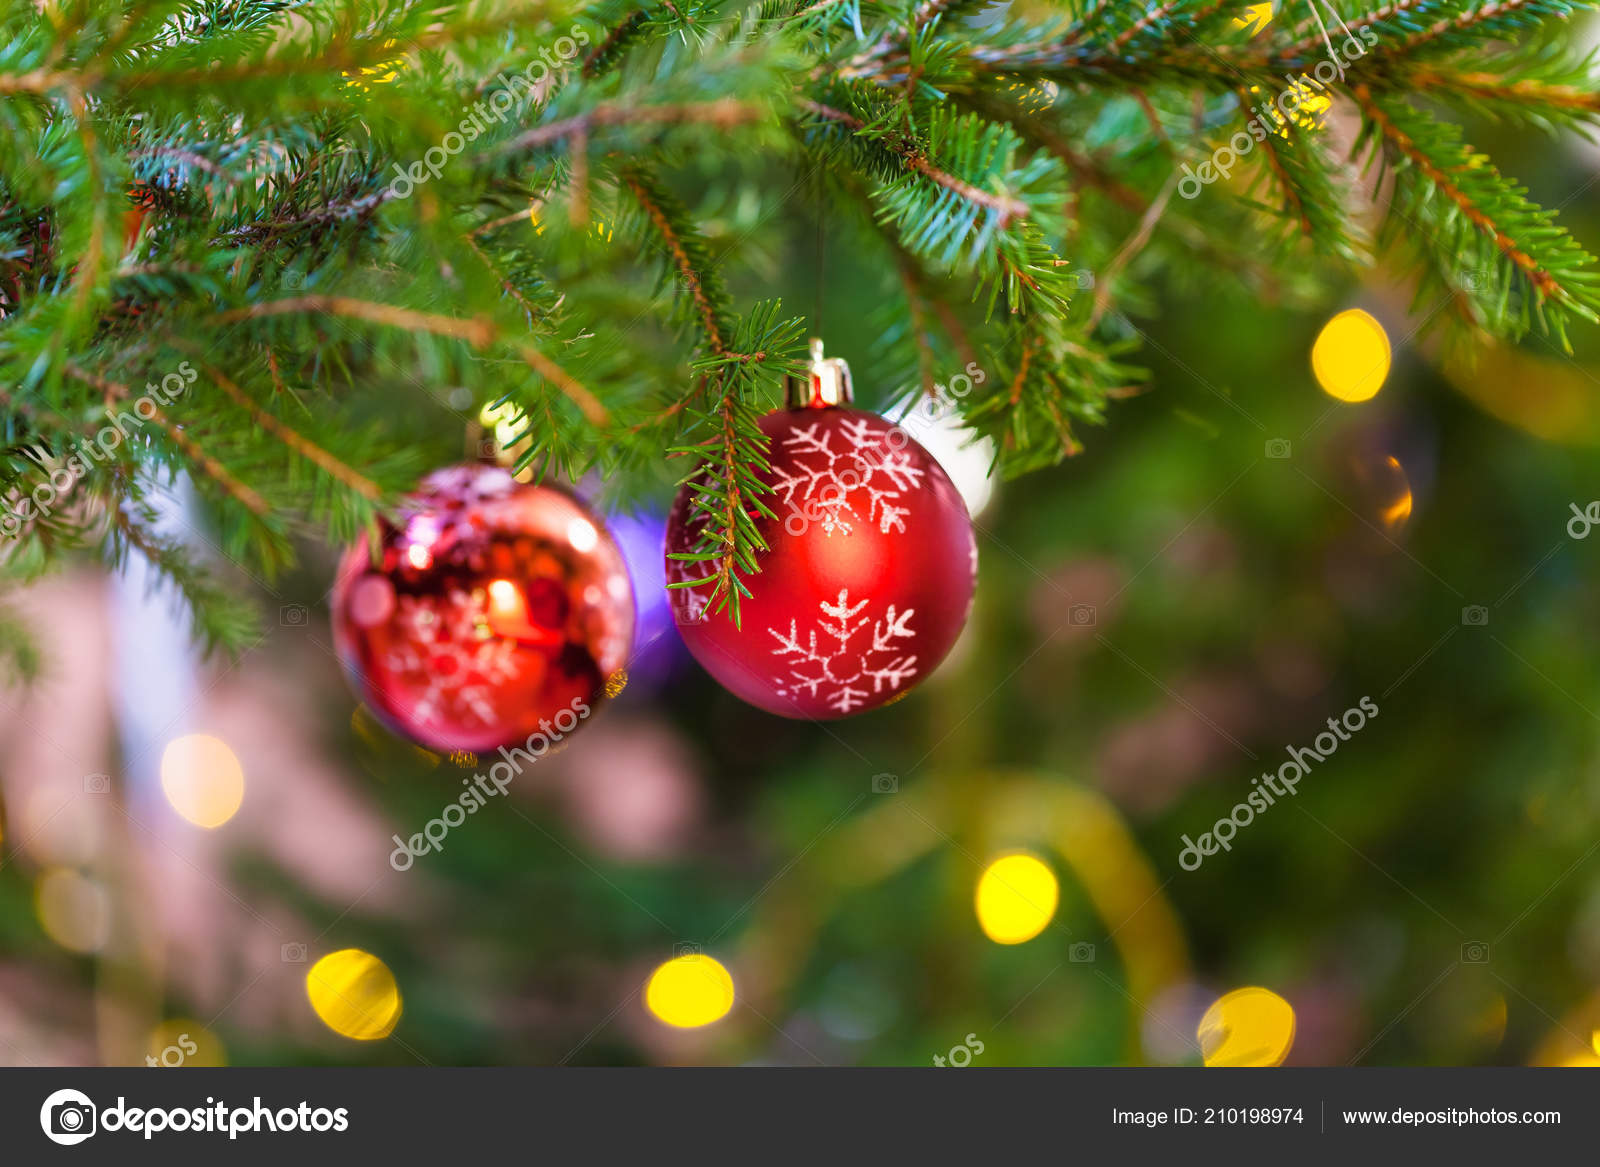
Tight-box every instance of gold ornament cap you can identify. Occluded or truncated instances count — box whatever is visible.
[785,338,853,409]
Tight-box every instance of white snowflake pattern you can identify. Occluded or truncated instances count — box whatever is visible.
[385,590,521,729]
[771,416,925,536]
[769,588,919,714]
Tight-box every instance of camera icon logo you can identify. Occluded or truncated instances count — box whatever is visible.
[1461,606,1489,627]
[476,437,500,461]
[673,941,702,959]
[1068,604,1096,627]
[1265,439,1291,459]
[1460,941,1490,964]
[1069,942,1096,963]
[40,1088,97,1145]
[83,772,110,795]
[281,941,308,963]
[871,772,899,794]
[1070,269,1095,290]
[279,603,308,627]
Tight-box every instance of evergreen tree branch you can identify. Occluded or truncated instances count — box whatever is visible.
[797,98,1031,226]
[214,296,608,423]
[488,98,769,158]
[62,362,275,521]
[1353,84,1590,316]
[184,356,383,502]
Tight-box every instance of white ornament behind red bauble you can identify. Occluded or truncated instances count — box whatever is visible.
[331,465,634,753]
[665,341,977,719]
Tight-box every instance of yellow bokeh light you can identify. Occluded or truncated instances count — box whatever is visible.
[144,1019,227,1068]
[160,734,245,829]
[1312,308,1390,403]
[975,853,1060,945]
[35,867,110,954]
[528,203,614,241]
[1199,986,1296,1067]
[344,43,403,90]
[306,949,402,1041]
[478,401,517,429]
[1231,2,1273,34]
[644,954,736,1028]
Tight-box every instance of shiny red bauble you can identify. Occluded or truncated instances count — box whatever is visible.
[666,401,976,719]
[331,465,634,753]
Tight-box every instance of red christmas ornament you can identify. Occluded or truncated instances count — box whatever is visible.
[332,465,634,753]
[666,340,976,719]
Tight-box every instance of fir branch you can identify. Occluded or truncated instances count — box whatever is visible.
[1237,88,1313,240]
[797,98,1031,226]
[488,98,770,159]
[105,505,262,658]
[582,9,651,78]
[1400,55,1600,133]
[1407,70,1600,113]
[1385,0,1542,58]
[1112,1,1188,52]
[1353,84,1584,310]
[62,362,275,520]
[1274,0,1429,61]
[185,357,382,502]
[666,304,805,622]
[218,296,496,346]
[214,296,608,423]
[615,165,733,353]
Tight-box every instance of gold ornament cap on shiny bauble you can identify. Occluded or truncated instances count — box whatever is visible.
[785,337,854,409]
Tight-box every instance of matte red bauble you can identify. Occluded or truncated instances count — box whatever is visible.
[666,341,976,719]
[332,465,634,753]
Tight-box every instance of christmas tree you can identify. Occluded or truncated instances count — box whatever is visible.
[2,0,1596,631]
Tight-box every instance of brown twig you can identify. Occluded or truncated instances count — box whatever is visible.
[1061,0,1116,46]
[215,296,608,423]
[615,170,727,353]
[1406,69,1600,113]
[1385,0,1536,57]
[797,99,1031,227]
[63,363,273,518]
[1352,84,1561,300]
[1237,88,1313,240]
[489,99,767,158]
[582,10,649,78]
[131,146,230,182]
[1112,1,1184,53]
[1270,0,1427,61]
[463,232,541,324]
[177,351,382,501]
[1007,339,1034,407]
[1089,170,1178,329]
